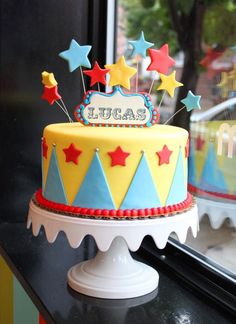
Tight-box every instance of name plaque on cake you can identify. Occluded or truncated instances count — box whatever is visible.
[74,87,159,127]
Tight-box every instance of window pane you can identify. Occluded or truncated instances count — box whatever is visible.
[117,0,236,277]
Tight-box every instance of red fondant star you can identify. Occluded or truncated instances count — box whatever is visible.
[42,85,61,105]
[83,61,110,86]
[42,137,48,159]
[63,143,82,165]
[185,137,190,158]
[108,146,130,166]
[147,44,175,74]
[156,145,173,165]
[195,135,205,151]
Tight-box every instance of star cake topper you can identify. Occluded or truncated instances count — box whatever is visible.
[157,71,183,97]
[181,91,201,112]
[105,56,137,89]
[83,61,110,86]
[59,39,92,72]
[147,44,175,74]
[42,71,58,87]
[128,31,154,58]
[42,86,61,105]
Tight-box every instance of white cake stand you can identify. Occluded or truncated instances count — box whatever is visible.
[27,201,198,299]
[196,197,236,229]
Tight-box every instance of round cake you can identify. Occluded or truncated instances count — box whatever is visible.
[33,123,192,218]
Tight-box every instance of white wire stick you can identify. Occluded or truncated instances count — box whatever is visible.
[164,105,186,125]
[148,79,155,94]
[136,60,139,93]
[80,66,86,94]
[60,98,73,123]
[158,91,166,109]
[55,101,73,122]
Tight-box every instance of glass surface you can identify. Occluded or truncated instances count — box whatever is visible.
[116,0,236,277]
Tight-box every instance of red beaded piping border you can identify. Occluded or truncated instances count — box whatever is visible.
[33,189,193,219]
[188,184,236,201]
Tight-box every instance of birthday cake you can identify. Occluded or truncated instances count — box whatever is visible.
[31,34,200,219]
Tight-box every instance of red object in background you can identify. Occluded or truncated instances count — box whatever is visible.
[195,135,205,151]
[39,314,47,324]
[200,47,224,79]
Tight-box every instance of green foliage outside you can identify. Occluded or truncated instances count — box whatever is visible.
[122,0,236,55]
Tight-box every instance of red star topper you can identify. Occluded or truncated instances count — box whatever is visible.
[108,146,130,166]
[42,85,61,105]
[147,44,175,74]
[63,143,82,165]
[156,145,173,165]
[195,135,205,151]
[83,61,110,86]
[42,137,48,159]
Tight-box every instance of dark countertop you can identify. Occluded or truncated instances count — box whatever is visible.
[0,221,235,324]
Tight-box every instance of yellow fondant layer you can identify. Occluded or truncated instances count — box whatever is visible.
[42,123,188,208]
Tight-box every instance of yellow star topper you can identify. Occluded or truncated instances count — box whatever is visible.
[157,71,183,97]
[105,56,137,89]
[41,71,58,88]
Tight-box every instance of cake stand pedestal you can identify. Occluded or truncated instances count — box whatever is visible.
[27,201,198,299]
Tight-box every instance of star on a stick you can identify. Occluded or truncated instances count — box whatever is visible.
[42,86,61,105]
[59,39,92,72]
[105,56,137,89]
[157,71,183,97]
[180,91,201,112]
[41,71,57,88]
[63,143,82,165]
[128,31,154,58]
[108,146,130,166]
[83,61,110,86]
[156,145,173,165]
[147,44,175,74]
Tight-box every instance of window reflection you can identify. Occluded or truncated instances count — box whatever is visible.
[117,0,236,276]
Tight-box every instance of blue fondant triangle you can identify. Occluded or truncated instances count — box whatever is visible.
[166,148,186,205]
[188,140,197,186]
[120,153,161,209]
[44,147,67,204]
[73,152,115,209]
[200,143,228,193]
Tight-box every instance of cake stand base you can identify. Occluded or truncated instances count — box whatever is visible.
[27,201,198,299]
[68,236,158,299]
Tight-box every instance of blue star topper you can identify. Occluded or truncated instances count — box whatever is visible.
[59,39,92,72]
[128,31,154,58]
[181,91,201,112]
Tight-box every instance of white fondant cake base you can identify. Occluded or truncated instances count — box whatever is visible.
[197,197,236,229]
[27,201,198,299]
